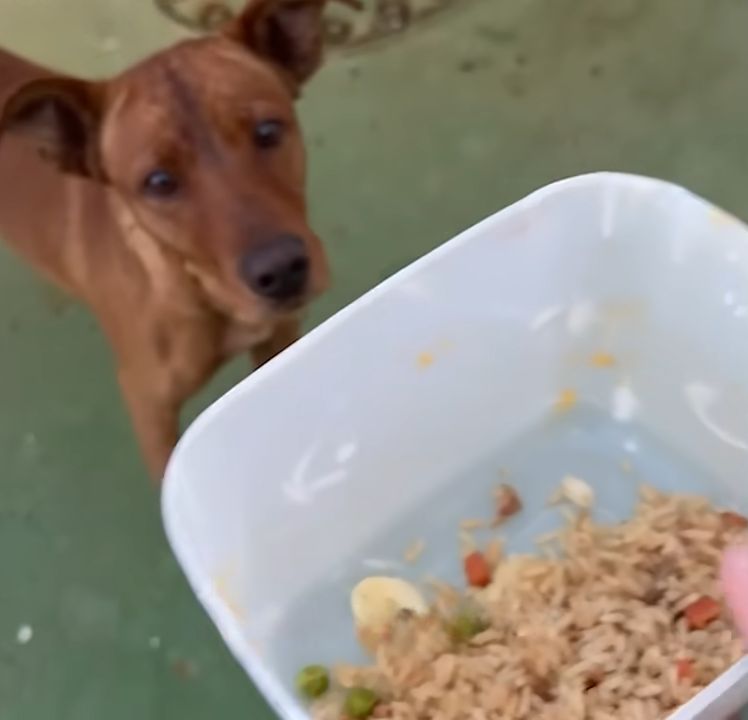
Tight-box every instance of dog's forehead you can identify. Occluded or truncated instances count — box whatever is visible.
[109,38,291,118]
[101,38,296,167]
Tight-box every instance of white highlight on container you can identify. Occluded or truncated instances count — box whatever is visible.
[284,449,346,504]
[612,385,639,422]
[684,383,748,452]
[529,305,563,332]
[283,438,358,503]
[362,558,404,572]
[566,301,597,336]
[335,443,357,464]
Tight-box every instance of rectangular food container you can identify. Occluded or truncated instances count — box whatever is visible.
[162,172,748,720]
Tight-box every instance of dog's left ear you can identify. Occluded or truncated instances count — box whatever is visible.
[224,0,339,85]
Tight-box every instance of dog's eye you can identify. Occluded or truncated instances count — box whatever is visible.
[142,170,179,198]
[254,119,284,150]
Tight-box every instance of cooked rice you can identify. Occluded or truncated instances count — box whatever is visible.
[460,519,488,532]
[312,486,747,720]
[403,539,426,564]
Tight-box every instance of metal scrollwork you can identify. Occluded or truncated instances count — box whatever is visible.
[155,0,465,51]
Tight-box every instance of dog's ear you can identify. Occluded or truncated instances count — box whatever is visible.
[224,0,337,85]
[0,77,105,179]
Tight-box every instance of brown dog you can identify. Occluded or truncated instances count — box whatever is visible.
[0,0,341,481]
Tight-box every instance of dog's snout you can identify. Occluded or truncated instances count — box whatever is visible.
[240,234,310,302]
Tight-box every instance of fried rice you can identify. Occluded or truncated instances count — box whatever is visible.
[312,486,747,720]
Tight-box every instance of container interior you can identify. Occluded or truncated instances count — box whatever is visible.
[164,174,748,719]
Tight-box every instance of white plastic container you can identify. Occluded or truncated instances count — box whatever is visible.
[162,173,748,720]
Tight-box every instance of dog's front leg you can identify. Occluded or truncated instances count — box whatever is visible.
[251,317,301,368]
[118,369,180,483]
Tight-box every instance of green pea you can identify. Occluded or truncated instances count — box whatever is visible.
[449,611,488,641]
[296,665,330,700]
[344,687,379,718]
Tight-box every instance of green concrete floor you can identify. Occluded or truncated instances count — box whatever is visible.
[2,0,748,717]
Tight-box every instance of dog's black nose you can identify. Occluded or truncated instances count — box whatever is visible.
[240,234,309,302]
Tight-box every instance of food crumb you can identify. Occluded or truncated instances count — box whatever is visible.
[676,658,694,682]
[344,687,379,718]
[493,484,522,525]
[548,486,564,505]
[351,577,428,646]
[721,511,748,530]
[16,624,33,645]
[296,664,330,700]
[458,528,478,556]
[555,388,577,412]
[560,475,595,509]
[171,658,198,680]
[449,609,488,642]
[612,385,639,422]
[463,551,492,588]
[483,538,503,567]
[149,636,162,650]
[403,539,425,564]
[684,596,721,630]
[460,518,486,531]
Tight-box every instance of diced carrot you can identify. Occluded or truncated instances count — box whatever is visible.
[721,511,748,529]
[676,658,694,682]
[464,551,492,588]
[684,595,721,630]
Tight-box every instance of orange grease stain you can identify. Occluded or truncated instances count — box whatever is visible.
[417,351,435,369]
[590,352,616,368]
[555,388,578,412]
